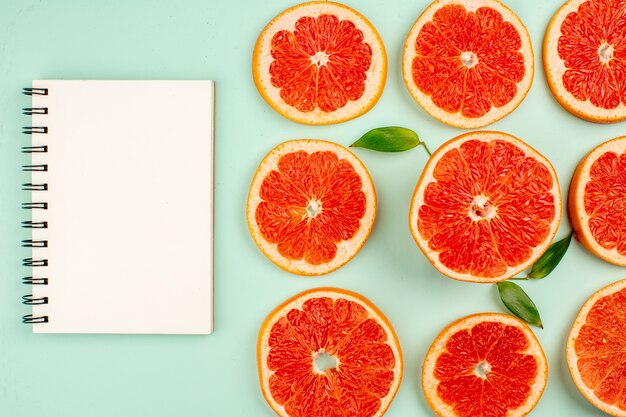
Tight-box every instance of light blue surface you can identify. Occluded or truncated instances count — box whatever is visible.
[0,0,623,416]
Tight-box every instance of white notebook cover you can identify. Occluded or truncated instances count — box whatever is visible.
[27,80,214,334]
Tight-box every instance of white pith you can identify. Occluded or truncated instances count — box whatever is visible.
[258,289,403,417]
[567,279,626,417]
[544,0,626,122]
[313,350,339,374]
[253,2,386,125]
[247,140,376,275]
[402,0,534,129]
[423,313,548,417]
[311,51,330,67]
[474,360,492,378]
[306,199,322,218]
[469,195,497,221]
[408,132,561,283]
[460,51,479,68]
[598,42,614,65]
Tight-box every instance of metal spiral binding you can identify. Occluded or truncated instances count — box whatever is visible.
[22,277,48,285]
[22,295,48,305]
[22,240,48,248]
[23,88,48,96]
[22,258,48,267]
[21,202,48,209]
[22,126,48,134]
[22,315,48,324]
[22,145,48,153]
[21,221,48,228]
[22,108,48,115]
[22,86,49,325]
[22,164,48,172]
[22,183,48,191]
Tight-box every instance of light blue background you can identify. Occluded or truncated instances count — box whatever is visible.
[0,0,624,416]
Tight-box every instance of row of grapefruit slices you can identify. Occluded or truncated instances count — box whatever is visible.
[258,282,626,417]
[253,0,626,128]
[247,133,626,282]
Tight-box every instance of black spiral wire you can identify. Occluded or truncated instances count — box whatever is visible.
[22,88,49,324]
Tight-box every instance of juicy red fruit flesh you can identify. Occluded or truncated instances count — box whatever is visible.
[575,287,626,410]
[434,321,538,417]
[270,14,373,113]
[417,139,555,278]
[584,150,626,255]
[267,296,396,417]
[557,0,626,110]
[412,5,525,118]
[256,150,367,265]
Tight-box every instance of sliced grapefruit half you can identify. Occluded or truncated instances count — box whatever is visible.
[258,287,403,417]
[253,1,387,125]
[247,140,376,275]
[409,131,561,282]
[402,0,534,128]
[423,313,548,417]
[567,279,626,417]
[569,136,626,265]
[544,0,626,123]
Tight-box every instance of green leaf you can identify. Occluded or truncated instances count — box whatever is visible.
[528,232,573,279]
[350,127,421,152]
[496,282,543,328]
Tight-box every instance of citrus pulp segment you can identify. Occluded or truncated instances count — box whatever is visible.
[567,279,626,417]
[402,0,534,128]
[258,287,403,417]
[253,1,387,125]
[569,136,626,265]
[409,131,561,282]
[423,313,548,417]
[544,0,626,123]
[247,140,376,275]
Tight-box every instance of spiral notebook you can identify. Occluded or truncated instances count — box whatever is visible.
[22,80,214,334]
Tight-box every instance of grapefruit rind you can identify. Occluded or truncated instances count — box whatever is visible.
[402,0,534,129]
[247,140,377,276]
[569,137,626,266]
[567,279,626,417]
[253,1,387,125]
[257,287,403,417]
[422,313,548,417]
[409,131,562,283]
[543,0,626,123]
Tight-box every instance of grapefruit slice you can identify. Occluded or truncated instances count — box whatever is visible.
[247,140,376,275]
[253,2,387,125]
[402,0,534,128]
[258,287,403,417]
[544,0,626,123]
[567,279,626,417]
[423,313,548,417]
[409,131,561,283]
[569,136,626,265]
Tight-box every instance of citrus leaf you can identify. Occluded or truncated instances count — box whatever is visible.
[350,127,421,152]
[528,232,573,279]
[496,282,543,328]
